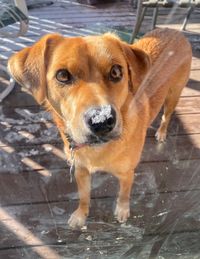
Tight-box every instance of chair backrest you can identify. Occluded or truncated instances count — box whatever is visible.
[0,0,29,37]
[14,0,28,17]
[142,0,200,6]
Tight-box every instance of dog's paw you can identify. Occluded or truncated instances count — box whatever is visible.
[114,202,130,223]
[68,209,87,228]
[155,129,167,142]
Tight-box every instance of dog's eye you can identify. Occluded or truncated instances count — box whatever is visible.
[56,69,74,84]
[109,65,123,82]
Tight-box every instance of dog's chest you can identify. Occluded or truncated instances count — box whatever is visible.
[74,147,133,175]
[76,152,113,173]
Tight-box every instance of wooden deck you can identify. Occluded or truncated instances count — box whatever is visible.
[0,0,200,258]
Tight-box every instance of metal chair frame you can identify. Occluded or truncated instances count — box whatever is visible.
[131,0,200,42]
[0,0,29,102]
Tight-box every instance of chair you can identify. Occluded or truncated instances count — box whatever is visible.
[131,0,200,42]
[0,0,29,102]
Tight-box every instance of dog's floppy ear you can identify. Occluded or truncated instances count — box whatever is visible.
[122,43,151,94]
[103,33,151,93]
[8,33,63,104]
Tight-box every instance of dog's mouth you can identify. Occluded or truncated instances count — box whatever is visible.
[65,133,119,150]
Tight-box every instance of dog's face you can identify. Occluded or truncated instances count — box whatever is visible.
[8,33,150,147]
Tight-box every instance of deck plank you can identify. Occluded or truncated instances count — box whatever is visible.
[0,159,200,206]
[0,191,200,250]
[1,108,200,147]
[0,133,199,174]
[0,231,200,259]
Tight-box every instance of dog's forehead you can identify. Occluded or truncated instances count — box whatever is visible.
[54,35,122,63]
[54,37,87,58]
[84,35,121,60]
[88,35,127,66]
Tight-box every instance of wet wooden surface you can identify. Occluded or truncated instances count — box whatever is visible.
[0,0,200,258]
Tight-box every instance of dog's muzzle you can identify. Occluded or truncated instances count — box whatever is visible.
[84,105,116,137]
[65,105,119,150]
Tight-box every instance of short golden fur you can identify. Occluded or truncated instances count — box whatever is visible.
[8,28,192,228]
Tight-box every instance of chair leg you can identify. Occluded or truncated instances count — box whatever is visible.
[0,64,15,103]
[131,6,147,43]
[181,6,194,31]
[131,0,137,9]
[152,6,158,30]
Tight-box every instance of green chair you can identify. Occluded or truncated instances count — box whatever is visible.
[131,0,200,42]
[0,0,29,102]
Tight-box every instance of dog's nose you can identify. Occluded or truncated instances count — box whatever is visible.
[85,105,116,136]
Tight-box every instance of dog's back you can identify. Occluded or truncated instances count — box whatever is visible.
[133,28,192,141]
[134,28,192,65]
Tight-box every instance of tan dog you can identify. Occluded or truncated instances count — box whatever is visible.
[8,28,192,228]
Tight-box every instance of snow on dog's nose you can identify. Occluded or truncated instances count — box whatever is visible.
[85,105,116,136]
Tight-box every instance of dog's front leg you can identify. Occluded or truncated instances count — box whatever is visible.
[115,170,134,223]
[68,167,91,228]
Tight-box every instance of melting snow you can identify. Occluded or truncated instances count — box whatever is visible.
[5,132,25,142]
[52,206,65,215]
[88,105,112,124]
[15,108,52,122]
[18,149,39,157]
[14,124,41,133]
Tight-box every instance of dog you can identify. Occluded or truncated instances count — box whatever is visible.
[8,28,192,228]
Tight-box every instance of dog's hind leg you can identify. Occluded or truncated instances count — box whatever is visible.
[155,61,191,142]
[68,167,91,228]
[114,170,134,223]
[155,87,183,142]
